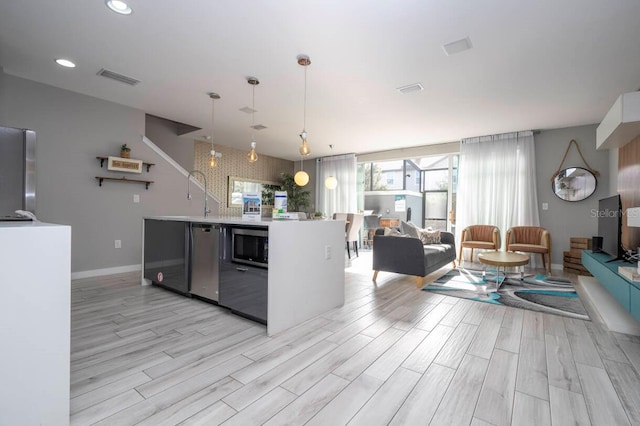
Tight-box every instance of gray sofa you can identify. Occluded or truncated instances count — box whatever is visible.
[372,230,457,287]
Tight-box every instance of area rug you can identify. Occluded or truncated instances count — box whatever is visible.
[423,267,590,320]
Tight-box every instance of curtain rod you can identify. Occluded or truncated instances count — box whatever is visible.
[316,153,356,162]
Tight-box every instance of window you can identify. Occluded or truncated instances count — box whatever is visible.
[417,155,458,232]
[360,153,458,232]
[362,160,419,191]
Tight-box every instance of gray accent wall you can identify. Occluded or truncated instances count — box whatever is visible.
[609,148,618,195]
[0,71,206,274]
[145,114,195,172]
[535,124,610,266]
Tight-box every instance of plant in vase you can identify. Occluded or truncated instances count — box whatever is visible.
[120,144,131,158]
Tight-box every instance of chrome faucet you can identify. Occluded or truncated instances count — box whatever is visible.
[187,170,211,217]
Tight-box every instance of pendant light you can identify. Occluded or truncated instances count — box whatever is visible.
[325,145,338,189]
[297,55,311,156]
[247,77,259,163]
[208,92,222,168]
[294,156,309,186]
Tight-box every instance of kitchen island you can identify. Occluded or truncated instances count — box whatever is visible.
[142,216,345,335]
[0,221,71,425]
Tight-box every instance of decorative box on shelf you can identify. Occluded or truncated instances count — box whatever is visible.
[618,266,640,282]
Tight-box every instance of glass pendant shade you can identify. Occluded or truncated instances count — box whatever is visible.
[209,150,218,168]
[294,170,310,187]
[247,141,258,163]
[299,134,311,156]
[325,175,338,190]
[208,92,221,168]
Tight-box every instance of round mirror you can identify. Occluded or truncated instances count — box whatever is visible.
[552,167,597,202]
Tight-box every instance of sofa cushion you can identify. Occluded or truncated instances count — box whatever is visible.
[509,244,547,254]
[400,220,421,238]
[461,241,496,249]
[384,227,404,236]
[423,243,454,269]
[420,229,441,244]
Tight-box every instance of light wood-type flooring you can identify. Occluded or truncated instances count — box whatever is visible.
[70,251,640,425]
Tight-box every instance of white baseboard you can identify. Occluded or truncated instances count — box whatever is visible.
[72,264,141,280]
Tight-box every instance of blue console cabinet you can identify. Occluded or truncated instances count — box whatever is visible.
[582,250,640,322]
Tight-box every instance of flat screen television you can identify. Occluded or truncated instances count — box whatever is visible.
[597,194,623,260]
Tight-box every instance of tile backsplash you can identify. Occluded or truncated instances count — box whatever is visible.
[193,141,294,217]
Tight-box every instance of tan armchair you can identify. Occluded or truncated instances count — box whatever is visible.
[458,225,500,262]
[506,226,551,273]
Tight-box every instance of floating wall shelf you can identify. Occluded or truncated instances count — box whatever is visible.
[95,176,154,190]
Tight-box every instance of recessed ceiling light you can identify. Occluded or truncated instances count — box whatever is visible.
[105,0,132,15]
[55,58,76,68]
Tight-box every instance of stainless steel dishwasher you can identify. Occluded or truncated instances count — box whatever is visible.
[189,223,220,302]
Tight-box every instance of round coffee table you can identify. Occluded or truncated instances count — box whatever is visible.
[478,251,530,289]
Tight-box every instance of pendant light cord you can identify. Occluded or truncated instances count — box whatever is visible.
[211,98,216,151]
[252,84,256,141]
[303,65,307,130]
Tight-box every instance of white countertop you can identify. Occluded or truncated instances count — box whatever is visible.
[144,215,333,226]
[144,215,273,226]
[0,220,66,229]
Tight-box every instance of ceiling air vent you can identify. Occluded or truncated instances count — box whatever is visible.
[250,124,267,130]
[396,83,424,94]
[240,106,257,114]
[443,37,473,56]
[97,68,141,86]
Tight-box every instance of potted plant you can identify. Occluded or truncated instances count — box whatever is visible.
[120,144,131,158]
[281,173,310,212]
[314,211,324,220]
[261,184,282,207]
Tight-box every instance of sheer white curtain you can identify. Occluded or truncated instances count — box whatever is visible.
[457,131,539,251]
[317,153,357,217]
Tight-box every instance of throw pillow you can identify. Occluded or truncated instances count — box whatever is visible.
[420,229,441,244]
[400,221,421,239]
[384,227,403,236]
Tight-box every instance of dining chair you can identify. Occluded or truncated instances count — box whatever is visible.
[346,213,364,258]
[363,214,382,248]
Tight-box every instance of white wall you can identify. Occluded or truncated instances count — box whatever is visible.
[0,71,206,275]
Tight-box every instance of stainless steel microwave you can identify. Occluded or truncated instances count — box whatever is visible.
[231,227,268,268]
